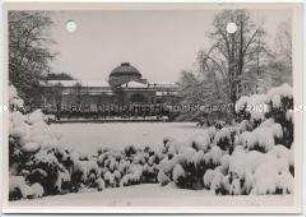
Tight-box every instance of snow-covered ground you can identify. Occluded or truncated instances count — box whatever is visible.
[7,84,296,212]
[7,183,294,213]
[50,122,203,154]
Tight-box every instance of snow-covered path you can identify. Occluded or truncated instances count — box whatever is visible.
[6,184,294,213]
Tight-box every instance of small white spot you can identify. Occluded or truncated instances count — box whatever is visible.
[3,105,8,112]
[66,20,77,33]
[0,105,8,112]
[226,22,238,34]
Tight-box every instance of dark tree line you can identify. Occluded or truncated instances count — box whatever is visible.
[44,72,74,80]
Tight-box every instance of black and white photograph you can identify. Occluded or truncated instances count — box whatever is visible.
[2,2,303,213]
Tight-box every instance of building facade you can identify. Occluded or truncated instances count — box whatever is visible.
[41,62,180,119]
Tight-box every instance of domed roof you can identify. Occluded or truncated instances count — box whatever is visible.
[110,62,141,78]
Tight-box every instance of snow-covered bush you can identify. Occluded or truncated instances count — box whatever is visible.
[188,132,211,152]
[158,133,225,190]
[213,127,237,153]
[9,86,77,198]
[235,119,283,153]
[9,176,45,200]
[23,145,76,195]
[9,84,60,173]
[9,176,33,200]
[251,151,293,195]
[235,94,269,126]
[72,158,99,190]
[203,168,228,194]
[9,86,168,200]
[30,183,44,199]
[96,178,105,191]
[158,84,294,195]
[157,170,171,186]
[9,83,294,199]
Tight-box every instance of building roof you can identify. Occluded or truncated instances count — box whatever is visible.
[109,62,141,78]
[41,79,178,91]
[121,80,149,88]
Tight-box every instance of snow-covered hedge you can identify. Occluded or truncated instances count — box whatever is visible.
[9,85,167,200]
[9,176,44,200]
[9,83,294,200]
[96,145,163,188]
[157,84,294,195]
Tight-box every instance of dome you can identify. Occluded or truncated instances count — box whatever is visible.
[109,62,141,78]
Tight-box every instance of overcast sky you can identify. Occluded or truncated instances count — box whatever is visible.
[49,8,291,84]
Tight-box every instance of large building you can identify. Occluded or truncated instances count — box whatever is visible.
[41,62,179,119]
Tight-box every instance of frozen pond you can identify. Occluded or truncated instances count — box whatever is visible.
[50,122,204,154]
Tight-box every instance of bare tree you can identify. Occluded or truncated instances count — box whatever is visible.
[267,20,292,86]
[9,11,55,111]
[199,9,265,106]
[275,20,292,62]
[178,9,267,122]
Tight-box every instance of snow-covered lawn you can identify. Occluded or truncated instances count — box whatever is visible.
[7,183,294,212]
[50,122,203,154]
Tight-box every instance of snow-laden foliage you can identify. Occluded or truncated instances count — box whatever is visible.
[213,127,236,153]
[235,119,283,152]
[9,84,294,199]
[9,176,44,200]
[188,132,211,152]
[157,84,294,195]
[235,94,269,124]
[251,151,293,195]
[266,83,293,108]
[9,85,69,197]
